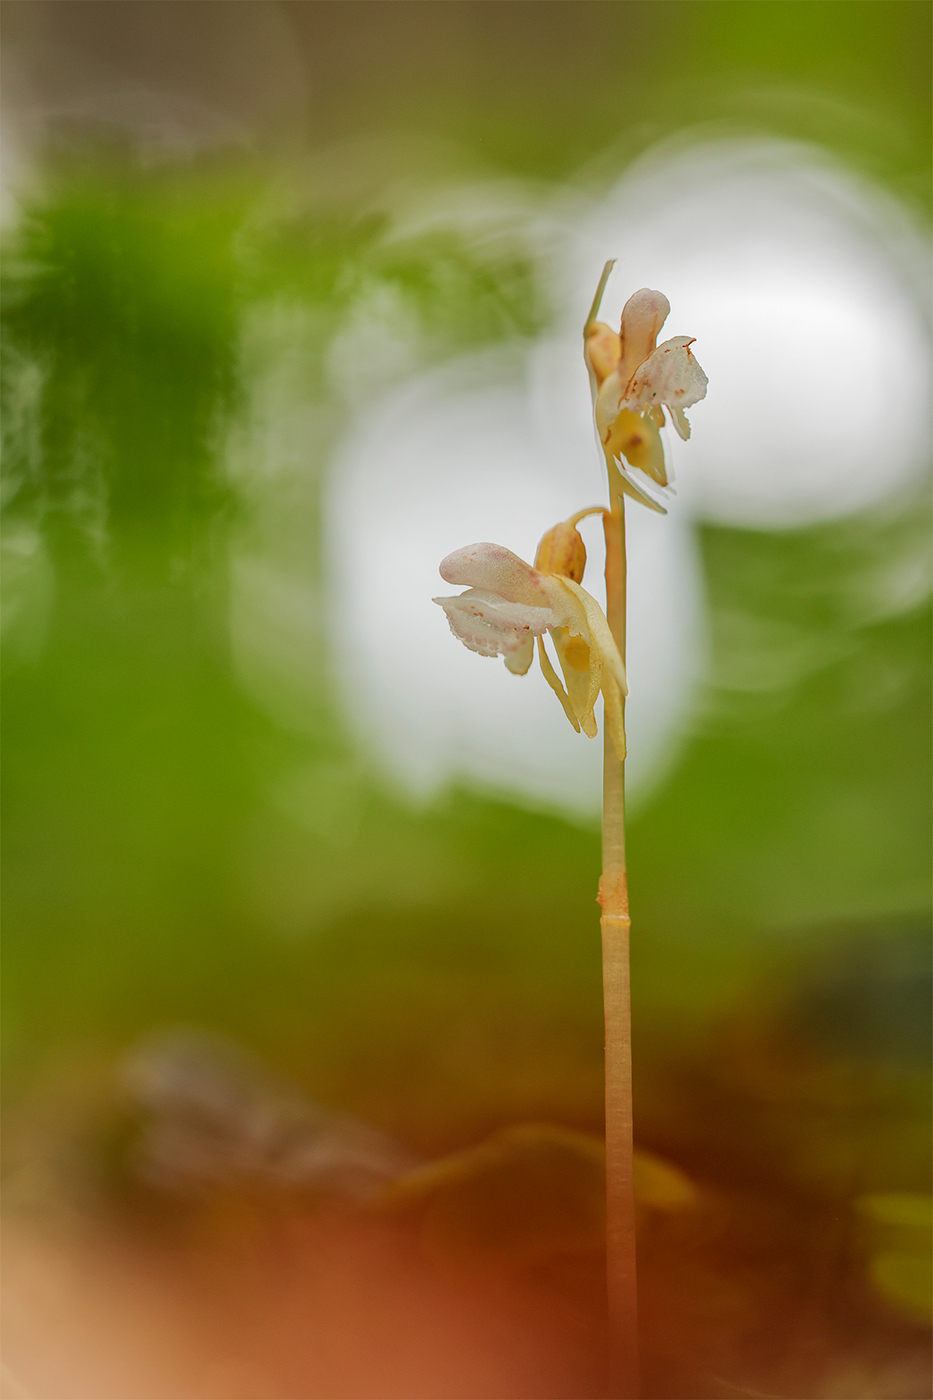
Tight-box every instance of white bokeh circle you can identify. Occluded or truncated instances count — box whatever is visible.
[316,138,931,816]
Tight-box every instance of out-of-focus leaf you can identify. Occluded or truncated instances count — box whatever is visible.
[855,1192,933,1324]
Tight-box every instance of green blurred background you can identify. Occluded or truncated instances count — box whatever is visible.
[1,4,930,1398]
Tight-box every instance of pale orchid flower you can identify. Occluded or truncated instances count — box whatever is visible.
[433,516,628,759]
[585,286,708,513]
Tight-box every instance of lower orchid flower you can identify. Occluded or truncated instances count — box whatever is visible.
[433,514,627,759]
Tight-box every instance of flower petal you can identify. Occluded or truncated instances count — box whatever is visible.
[504,633,535,675]
[612,459,669,515]
[668,405,691,440]
[623,335,708,413]
[554,626,600,738]
[603,407,668,486]
[594,369,627,444]
[536,635,581,732]
[433,589,558,659]
[559,579,628,760]
[439,543,553,609]
[618,288,671,384]
[584,320,622,387]
[559,578,628,697]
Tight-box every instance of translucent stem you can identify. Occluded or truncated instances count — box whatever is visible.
[600,473,640,1399]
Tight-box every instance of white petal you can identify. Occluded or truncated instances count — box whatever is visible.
[669,405,691,441]
[623,335,708,412]
[439,543,552,609]
[433,588,558,659]
[504,633,535,675]
[619,288,671,382]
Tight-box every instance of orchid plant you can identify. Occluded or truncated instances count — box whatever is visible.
[434,262,707,1398]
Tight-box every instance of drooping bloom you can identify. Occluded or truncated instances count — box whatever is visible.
[433,518,627,758]
[585,286,708,512]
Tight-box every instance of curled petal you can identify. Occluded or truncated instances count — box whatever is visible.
[433,589,558,659]
[618,288,670,385]
[439,543,552,609]
[623,335,708,413]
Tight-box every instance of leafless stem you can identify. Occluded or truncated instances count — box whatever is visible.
[599,474,639,1399]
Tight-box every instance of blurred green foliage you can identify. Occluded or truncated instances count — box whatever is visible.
[2,151,928,1166]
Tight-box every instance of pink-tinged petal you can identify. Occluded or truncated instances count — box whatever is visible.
[623,335,708,413]
[439,543,552,609]
[618,288,671,385]
[433,589,558,659]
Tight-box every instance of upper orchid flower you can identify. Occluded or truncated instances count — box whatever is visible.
[433,515,627,759]
[585,285,708,512]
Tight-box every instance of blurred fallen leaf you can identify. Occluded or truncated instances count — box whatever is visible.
[375,1122,699,1268]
